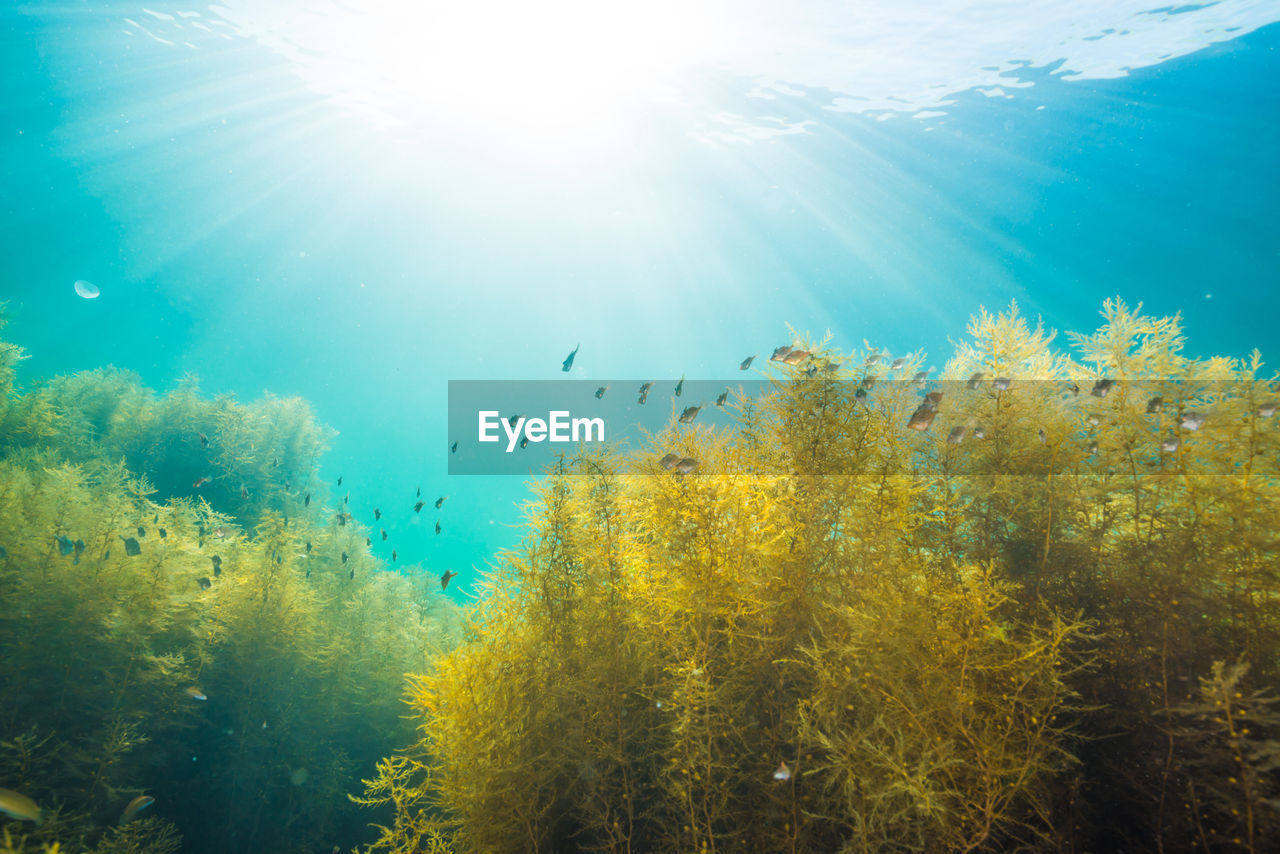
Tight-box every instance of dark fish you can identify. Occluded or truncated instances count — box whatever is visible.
[123,536,141,557]
[414,500,425,513]
[508,413,520,428]
[992,377,1011,391]
[450,441,459,453]
[595,386,608,399]
[335,512,349,526]
[337,475,343,486]
[341,552,348,564]
[739,355,756,370]
[803,364,817,378]
[57,535,74,556]
[137,525,146,538]
[562,343,580,372]
[907,405,937,431]
[659,453,681,470]
[153,513,159,524]
[861,377,875,391]
[381,529,388,541]
[271,456,279,467]
[715,389,729,407]
[441,569,459,590]
[366,537,372,547]
[519,436,529,449]
[966,372,985,390]
[304,492,311,507]
[374,508,382,520]
[770,345,793,362]
[240,484,249,500]
[198,432,209,448]
[74,539,86,558]
[855,387,867,400]
[1147,396,1164,414]
[435,496,445,509]
[193,477,211,489]
[343,492,349,506]
[197,577,212,590]
[158,528,167,539]
[416,486,421,497]
[391,550,397,562]
[679,405,700,423]
[674,458,698,474]
[211,555,222,576]
[0,546,6,559]
[435,521,442,535]
[674,376,684,397]
[1090,379,1115,398]
[638,382,652,404]
[305,541,312,553]
[349,568,355,580]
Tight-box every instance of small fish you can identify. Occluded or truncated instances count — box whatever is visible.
[594,386,608,399]
[57,535,74,556]
[240,484,249,500]
[508,413,521,428]
[73,539,85,563]
[136,525,147,539]
[435,496,446,509]
[374,508,381,521]
[864,353,881,367]
[341,552,349,564]
[679,405,701,423]
[304,492,311,507]
[1090,378,1115,398]
[211,555,222,575]
[343,492,349,506]
[861,377,875,391]
[337,475,343,486]
[659,453,681,470]
[416,486,422,498]
[907,405,937,431]
[197,577,212,590]
[911,370,930,386]
[391,550,397,562]
[1258,402,1278,418]
[435,521,442,535]
[186,686,207,701]
[335,512,349,526]
[305,541,312,553]
[122,536,141,557]
[193,476,211,489]
[451,441,458,453]
[924,391,943,407]
[854,387,867,400]
[119,794,154,825]
[1161,437,1180,453]
[0,787,43,824]
[781,349,810,365]
[381,529,388,541]
[947,426,967,444]
[271,456,279,467]
[0,546,7,559]
[772,761,792,782]
[158,528,167,539]
[441,569,459,590]
[739,354,756,370]
[1146,397,1164,414]
[715,389,729,407]
[992,377,1011,391]
[519,436,529,449]
[1066,383,1080,396]
[198,432,209,448]
[562,343,580,372]
[973,426,987,440]
[675,376,685,397]
[414,500,425,513]
[1180,412,1206,431]
[674,458,698,475]
[349,568,355,580]
[770,345,793,362]
[891,357,908,371]
[1038,428,1047,445]
[366,537,372,547]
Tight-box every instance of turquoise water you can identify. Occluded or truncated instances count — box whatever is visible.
[3,4,1278,591]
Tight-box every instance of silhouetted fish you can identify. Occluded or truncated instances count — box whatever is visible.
[349,568,354,580]
[240,484,249,499]
[197,577,212,590]
[305,541,312,553]
[1147,397,1164,413]
[158,528,167,539]
[638,382,652,404]
[374,508,381,521]
[414,499,425,513]
[391,549,397,562]
[770,345,793,362]
[739,355,756,370]
[562,344,580,372]
[56,535,74,556]
[366,537,372,547]
[341,552,348,564]
[715,389,729,407]
[122,537,141,557]
[304,492,311,507]
[967,372,985,390]
[675,376,685,397]
[451,441,458,453]
[338,475,343,486]
[381,529,388,541]
[441,569,458,590]
[679,405,701,423]
[434,521,442,535]
[137,525,146,538]
[211,555,222,576]
[198,432,209,448]
[595,386,608,399]
[907,405,937,431]
[1090,379,1115,398]
[674,458,697,474]
[343,492,349,506]
[519,436,529,449]
[193,477,211,489]
[508,414,520,428]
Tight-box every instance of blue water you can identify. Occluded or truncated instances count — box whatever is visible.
[2,2,1278,594]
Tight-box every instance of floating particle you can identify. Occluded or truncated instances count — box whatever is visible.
[74,279,100,299]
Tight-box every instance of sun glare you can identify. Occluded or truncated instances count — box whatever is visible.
[253,0,710,155]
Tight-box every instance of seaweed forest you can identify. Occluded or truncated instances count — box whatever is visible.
[3,299,1279,853]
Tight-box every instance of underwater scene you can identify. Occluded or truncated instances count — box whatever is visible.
[2,2,1279,852]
